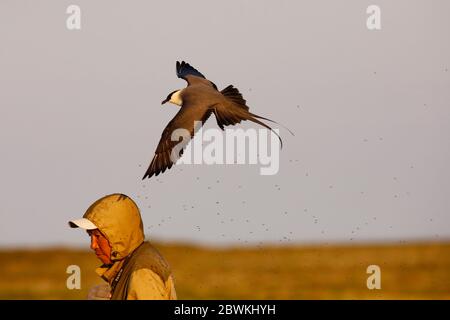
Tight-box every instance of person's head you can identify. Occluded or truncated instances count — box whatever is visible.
[87,229,113,265]
[69,193,145,263]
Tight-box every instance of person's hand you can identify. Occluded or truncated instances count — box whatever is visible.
[87,284,112,300]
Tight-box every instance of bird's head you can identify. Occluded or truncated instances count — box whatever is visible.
[162,90,183,106]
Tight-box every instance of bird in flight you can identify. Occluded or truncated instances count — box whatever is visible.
[142,61,287,180]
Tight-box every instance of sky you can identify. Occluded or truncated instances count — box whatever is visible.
[0,0,449,248]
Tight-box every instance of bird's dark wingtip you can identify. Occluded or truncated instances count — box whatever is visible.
[176,61,205,79]
[142,171,153,180]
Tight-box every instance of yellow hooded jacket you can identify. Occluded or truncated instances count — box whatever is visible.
[82,193,177,300]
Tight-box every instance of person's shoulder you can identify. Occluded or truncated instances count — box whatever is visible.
[130,242,172,281]
[133,242,165,263]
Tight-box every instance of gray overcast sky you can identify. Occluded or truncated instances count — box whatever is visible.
[0,1,449,247]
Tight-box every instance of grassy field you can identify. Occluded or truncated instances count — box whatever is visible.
[0,241,449,299]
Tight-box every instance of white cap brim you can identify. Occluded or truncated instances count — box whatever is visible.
[68,218,98,230]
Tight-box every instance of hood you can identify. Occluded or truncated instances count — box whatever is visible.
[83,193,145,261]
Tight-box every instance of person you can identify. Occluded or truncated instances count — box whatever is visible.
[69,193,177,300]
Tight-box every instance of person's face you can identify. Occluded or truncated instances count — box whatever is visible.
[87,229,112,265]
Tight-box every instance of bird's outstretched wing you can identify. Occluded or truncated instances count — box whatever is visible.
[213,85,285,147]
[142,105,212,179]
[176,61,206,80]
[176,61,218,89]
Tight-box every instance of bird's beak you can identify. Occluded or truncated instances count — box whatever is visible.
[161,99,168,105]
